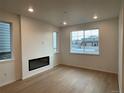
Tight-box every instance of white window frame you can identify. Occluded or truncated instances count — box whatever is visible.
[70,29,100,55]
[0,21,14,62]
[53,31,59,53]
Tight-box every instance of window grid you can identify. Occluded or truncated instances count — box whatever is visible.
[71,29,99,55]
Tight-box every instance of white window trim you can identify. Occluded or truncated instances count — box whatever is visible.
[0,21,14,62]
[0,58,15,62]
[53,31,59,53]
[70,28,100,55]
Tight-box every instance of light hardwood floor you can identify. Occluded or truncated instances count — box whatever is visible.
[0,65,119,93]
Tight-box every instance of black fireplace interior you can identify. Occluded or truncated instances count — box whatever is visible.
[29,56,49,71]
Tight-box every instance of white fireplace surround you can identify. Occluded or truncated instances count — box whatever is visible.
[21,16,60,79]
[22,56,53,79]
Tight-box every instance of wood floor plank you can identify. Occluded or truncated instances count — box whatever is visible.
[0,65,119,93]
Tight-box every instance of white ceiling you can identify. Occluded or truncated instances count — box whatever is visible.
[0,0,120,27]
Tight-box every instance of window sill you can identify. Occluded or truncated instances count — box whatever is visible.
[56,51,60,54]
[54,50,60,54]
[70,52,100,56]
[53,49,60,54]
[0,59,14,63]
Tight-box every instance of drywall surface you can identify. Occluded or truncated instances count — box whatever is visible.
[21,16,60,79]
[61,18,118,73]
[0,10,21,87]
[118,1,124,93]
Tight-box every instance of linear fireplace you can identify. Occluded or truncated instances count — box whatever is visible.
[29,56,49,71]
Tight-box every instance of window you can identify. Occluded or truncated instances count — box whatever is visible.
[0,22,12,61]
[71,29,99,55]
[53,32,58,52]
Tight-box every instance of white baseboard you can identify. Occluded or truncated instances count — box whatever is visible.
[60,64,117,74]
[0,79,16,87]
[0,64,59,87]
[22,64,59,80]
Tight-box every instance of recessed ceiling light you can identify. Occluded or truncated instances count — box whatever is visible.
[63,21,67,25]
[93,15,98,19]
[28,7,34,12]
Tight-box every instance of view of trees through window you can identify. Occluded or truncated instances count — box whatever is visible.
[0,22,12,60]
[71,29,99,54]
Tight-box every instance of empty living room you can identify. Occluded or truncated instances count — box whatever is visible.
[0,0,123,93]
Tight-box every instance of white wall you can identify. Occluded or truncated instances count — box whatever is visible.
[118,1,124,93]
[21,16,60,79]
[0,9,119,88]
[0,10,21,86]
[60,18,118,73]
